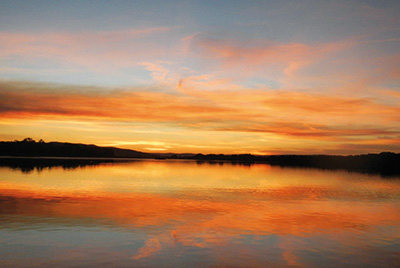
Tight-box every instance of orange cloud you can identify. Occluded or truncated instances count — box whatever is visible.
[1,79,399,153]
[131,237,162,260]
[187,35,399,98]
[189,36,353,76]
[0,80,233,122]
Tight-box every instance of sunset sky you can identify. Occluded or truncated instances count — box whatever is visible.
[0,0,399,154]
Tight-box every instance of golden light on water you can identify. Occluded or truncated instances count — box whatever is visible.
[1,161,400,266]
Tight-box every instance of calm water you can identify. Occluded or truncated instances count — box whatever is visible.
[0,160,399,268]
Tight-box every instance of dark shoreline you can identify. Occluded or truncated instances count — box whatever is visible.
[1,139,400,177]
[1,154,399,178]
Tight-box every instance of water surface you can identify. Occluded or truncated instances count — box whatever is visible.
[0,160,399,267]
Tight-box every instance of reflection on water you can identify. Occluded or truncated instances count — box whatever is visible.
[0,157,123,174]
[0,160,399,267]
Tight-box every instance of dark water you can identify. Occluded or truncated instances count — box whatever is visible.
[0,160,399,267]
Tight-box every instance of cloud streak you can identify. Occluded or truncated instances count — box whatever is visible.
[0,27,179,75]
[189,36,354,77]
[1,79,399,154]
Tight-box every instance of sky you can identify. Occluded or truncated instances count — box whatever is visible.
[0,0,399,154]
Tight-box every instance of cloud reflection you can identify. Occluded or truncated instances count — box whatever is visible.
[1,161,400,266]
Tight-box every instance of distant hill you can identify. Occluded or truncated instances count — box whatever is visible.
[0,138,153,159]
[1,138,399,176]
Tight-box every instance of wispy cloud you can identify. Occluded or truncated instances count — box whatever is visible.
[189,35,354,77]
[0,27,178,74]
